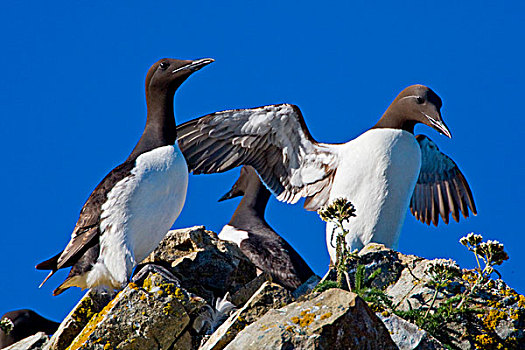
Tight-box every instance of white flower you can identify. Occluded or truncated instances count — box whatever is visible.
[0,317,14,334]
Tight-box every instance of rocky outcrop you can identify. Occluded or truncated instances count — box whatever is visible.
[378,313,445,350]
[142,226,257,302]
[352,243,525,349]
[3,332,48,350]
[225,288,397,350]
[6,226,524,350]
[200,281,293,350]
[65,271,206,350]
[44,291,111,350]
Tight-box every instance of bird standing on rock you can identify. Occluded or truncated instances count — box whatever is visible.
[36,57,214,295]
[176,84,477,263]
[218,165,315,290]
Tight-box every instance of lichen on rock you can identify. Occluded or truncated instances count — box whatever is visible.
[14,225,522,350]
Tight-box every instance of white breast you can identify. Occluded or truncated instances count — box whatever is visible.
[93,144,188,289]
[218,224,249,247]
[326,129,421,261]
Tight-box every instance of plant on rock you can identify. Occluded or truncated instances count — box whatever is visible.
[317,198,356,290]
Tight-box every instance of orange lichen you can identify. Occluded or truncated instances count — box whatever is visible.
[320,312,332,320]
[66,290,123,350]
[291,310,315,327]
[518,295,525,309]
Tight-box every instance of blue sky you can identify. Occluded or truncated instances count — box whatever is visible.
[0,1,523,323]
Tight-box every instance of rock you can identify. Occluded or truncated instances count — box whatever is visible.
[3,332,48,350]
[43,290,111,350]
[142,226,257,302]
[66,272,205,350]
[385,257,439,311]
[357,244,525,349]
[292,275,322,299]
[378,313,445,350]
[38,228,525,350]
[352,243,406,290]
[201,282,293,350]
[229,273,272,306]
[224,288,397,350]
[172,331,192,350]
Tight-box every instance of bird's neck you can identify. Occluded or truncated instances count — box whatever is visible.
[372,109,416,134]
[128,88,177,160]
[230,184,271,226]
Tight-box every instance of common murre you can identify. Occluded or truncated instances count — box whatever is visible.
[176,84,477,262]
[218,166,315,290]
[36,57,214,295]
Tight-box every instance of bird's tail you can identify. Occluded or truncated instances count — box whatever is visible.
[35,252,62,288]
[52,280,72,296]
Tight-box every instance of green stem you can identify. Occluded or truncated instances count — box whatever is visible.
[458,268,486,309]
[473,250,482,274]
[457,251,487,310]
[424,285,440,319]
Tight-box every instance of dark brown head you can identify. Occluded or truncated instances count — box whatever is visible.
[374,84,451,138]
[128,57,214,161]
[145,58,214,100]
[219,166,261,201]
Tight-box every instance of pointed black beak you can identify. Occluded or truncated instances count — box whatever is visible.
[423,112,452,138]
[172,58,214,75]
[218,192,233,202]
[218,187,243,202]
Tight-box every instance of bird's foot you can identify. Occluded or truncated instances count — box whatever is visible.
[131,263,181,287]
[91,285,117,300]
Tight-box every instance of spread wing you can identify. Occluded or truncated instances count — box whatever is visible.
[177,104,339,211]
[410,135,477,226]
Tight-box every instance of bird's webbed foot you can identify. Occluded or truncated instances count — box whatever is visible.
[131,262,181,287]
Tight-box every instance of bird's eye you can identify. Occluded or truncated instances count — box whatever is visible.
[416,96,425,104]
[159,61,170,70]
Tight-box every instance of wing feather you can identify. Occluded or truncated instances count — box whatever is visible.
[177,104,339,211]
[410,135,477,226]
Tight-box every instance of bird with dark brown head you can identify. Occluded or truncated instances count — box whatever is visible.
[218,166,315,290]
[36,57,213,295]
[373,84,451,138]
[131,58,214,159]
[176,83,476,262]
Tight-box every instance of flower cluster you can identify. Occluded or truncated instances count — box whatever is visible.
[426,259,461,291]
[0,317,14,335]
[476,240,509,267]
[317,197,356,224]
[460,233,509,267]
[456,233,509,309]
[317,197,356,290]
[459,233,482,247]
[426,259,461,279]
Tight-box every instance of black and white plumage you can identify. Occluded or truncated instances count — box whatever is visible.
[177,85,477,262]
[36,58,213,295]
[218,166,315,290]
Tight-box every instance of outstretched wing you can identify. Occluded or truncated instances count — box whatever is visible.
[410,135,477,226]
[177,104,339,210]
